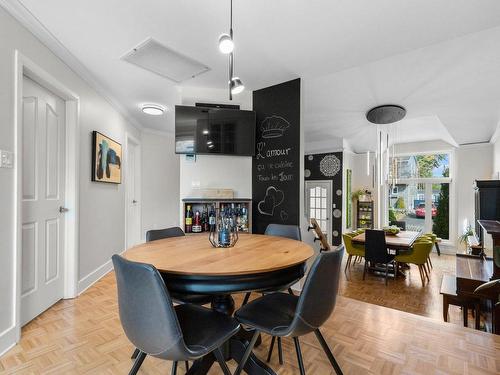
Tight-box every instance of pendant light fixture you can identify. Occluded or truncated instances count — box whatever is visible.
[219,0,244,100]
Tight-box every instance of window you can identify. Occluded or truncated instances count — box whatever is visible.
[387,153,451,239]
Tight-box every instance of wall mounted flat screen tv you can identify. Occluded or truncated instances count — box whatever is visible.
[175,105,256,156]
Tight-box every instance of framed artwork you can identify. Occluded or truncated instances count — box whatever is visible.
[346,169,352,228]
[91,131,122,184]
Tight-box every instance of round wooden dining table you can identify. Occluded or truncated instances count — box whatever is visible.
[124,233,314,375]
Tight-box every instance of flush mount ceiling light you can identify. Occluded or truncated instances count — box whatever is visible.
[219,0,244,100]
[218,33,234,54]
[366,105,406,124]
[141,104,165,116]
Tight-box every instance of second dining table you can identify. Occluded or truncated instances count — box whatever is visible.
[124,232,314,375]
[351,230,421,252]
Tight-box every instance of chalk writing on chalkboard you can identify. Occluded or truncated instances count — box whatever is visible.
[257,186,284,216]
[256,141,266,159]
[261,116,290,138]
[280,210,289,222]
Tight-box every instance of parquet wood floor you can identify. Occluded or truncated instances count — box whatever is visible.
[339,252,468,324]
[2,255,500,375]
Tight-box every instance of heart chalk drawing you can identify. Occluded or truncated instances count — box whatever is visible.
[257,186,285,216]
[280,210,289,222]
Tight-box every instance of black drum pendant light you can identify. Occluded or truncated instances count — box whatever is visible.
[366,105,406,124]
[219,0,244,100]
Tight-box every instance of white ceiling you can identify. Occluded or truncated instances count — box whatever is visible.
[8,0,500,151]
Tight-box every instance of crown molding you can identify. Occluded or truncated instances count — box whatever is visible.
[0,0,144,131]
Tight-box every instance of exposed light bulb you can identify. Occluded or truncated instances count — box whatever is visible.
[218,34,234,54]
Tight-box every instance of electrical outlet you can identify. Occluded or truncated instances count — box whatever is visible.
[0,150,13,168]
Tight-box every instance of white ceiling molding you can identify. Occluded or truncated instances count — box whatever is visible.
[0,0,144,131]
[490,121,500,144]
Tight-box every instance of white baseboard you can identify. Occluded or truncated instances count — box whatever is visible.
[77,250,125,295]
[0,325,18,357]
[77,259,113,295]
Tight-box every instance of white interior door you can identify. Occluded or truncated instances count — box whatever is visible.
[21,76,66,326]
[126,137,141,247]
[305,181,332,242]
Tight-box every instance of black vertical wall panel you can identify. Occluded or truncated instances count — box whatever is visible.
[304,152,343,246]
[252,79,301,234]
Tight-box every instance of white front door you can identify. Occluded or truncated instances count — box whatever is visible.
[21,76,66,326]
[305,181,332,242]
[126,137,141,247]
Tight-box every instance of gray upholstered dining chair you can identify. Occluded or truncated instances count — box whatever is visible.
[234,246,345,375]
[112,255,240,375]
[242,223,302,366]
[145,226,212,305]
[131,226,212,373]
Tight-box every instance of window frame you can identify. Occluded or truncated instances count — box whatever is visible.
[384,150,455,245]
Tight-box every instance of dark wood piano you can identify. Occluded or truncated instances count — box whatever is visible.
[456,220,500,334]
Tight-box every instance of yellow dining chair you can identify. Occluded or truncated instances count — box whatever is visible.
[342,233,365,275]
[395,240,433,285]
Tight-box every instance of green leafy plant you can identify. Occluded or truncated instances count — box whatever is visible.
[458,225,474,246]
[352,188,372,201]
[395,197,405,209]
[433,167,450,239]
[389,208,397,222]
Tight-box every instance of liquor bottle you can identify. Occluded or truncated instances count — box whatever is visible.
[192,211,202,233]
[209,205,216,231]
[241,206,247,231]
[202,207,209,232]
[236,204,242,230]
[185,205,193,233]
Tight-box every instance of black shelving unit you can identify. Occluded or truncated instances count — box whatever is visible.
[357,201,374,229]
[182,198,252,234]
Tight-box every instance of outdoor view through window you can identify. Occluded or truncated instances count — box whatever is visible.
[388,154,450,239]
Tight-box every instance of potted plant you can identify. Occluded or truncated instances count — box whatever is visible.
[458,225,474,250]
[352,188,372,202]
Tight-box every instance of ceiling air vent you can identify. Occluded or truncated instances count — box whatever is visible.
[121,38,210,83]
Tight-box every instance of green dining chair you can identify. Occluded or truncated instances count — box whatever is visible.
[395,240,433,285]
[342,233,365,275]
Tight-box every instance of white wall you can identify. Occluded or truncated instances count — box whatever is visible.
[455,143,493,238]
[493,136,500,178]
[0,6,141,354]
[141,130,180,238]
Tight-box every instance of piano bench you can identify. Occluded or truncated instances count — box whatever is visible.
[440,274,481,329]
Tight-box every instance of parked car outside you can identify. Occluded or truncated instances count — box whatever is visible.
[415,203,437,218]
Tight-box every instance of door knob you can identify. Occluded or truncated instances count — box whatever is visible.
[132,200,137,204]
[59,206,69,213]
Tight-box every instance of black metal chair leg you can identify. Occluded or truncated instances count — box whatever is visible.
[131,348,140,359]
[184,360,189,372]
[267,336,276,362]
[385,263,389,286]
[242,292,251,306]
[435,242,441,256]
[171,361,177,375]
[234,331,260,375]
[314,329,343,375]
[293,337,306,375]
[128,351,146,375]
[278,337,284,365]
[213,347,232,375]
[362,260,367,280]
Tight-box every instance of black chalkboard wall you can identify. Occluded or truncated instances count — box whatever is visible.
[252,79,301,234]
[304,152,343,246]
